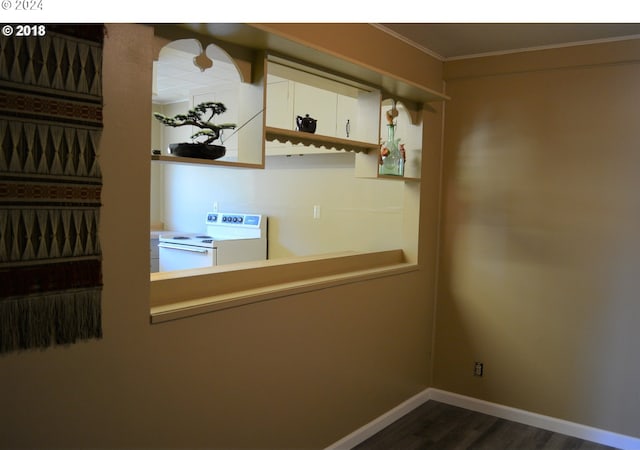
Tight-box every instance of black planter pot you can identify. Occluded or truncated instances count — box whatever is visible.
[169,143,226,160]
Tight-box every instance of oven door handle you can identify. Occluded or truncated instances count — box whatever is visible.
[158,243,209,254]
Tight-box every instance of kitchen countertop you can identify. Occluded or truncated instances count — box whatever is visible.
[151,222,169,239]
[150,225,173,239]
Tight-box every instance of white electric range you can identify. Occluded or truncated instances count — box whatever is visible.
[158,212,267,272]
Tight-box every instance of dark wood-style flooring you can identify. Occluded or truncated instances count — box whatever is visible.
[352,401,618,450]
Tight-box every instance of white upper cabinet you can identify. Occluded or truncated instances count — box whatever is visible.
[266,77,340,155]
[265,58,381,156]
[293,83,337,137]
[336,94,358,141]
[265,78,294,130]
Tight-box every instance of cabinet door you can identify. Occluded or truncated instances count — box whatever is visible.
[292,83,337,136]
[266,79,294,129]
[266,79,302,155]
[336,94,358,140]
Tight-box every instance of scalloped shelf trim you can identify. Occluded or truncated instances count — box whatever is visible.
[266,126,378,154]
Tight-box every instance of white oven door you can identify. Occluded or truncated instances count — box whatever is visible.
[158,243,217,272]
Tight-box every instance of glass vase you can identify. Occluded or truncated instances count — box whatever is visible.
[378,123,404,177]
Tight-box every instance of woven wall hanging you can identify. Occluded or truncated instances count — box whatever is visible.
[0,25,105,353]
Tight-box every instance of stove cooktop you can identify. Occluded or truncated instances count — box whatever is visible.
[158,232,216,247]
[159,212,265,249]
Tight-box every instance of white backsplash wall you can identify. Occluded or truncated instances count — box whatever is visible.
[159,153,405,259]
[151,101,193,229]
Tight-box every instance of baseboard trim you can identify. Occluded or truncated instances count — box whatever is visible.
[428,388,640,450]
[325,388,431,450]
[326,387,640,450]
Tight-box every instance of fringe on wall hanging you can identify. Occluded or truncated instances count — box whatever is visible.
[0,25,105,354]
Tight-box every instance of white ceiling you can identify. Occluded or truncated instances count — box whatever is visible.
[378,23,640,60]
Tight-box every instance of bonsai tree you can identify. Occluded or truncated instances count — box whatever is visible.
[153,101,236,146]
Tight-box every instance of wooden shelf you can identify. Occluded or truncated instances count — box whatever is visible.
[151,154,263,169]
[355,174,421,182]
[377,174,421,182]
[265,126,378,154]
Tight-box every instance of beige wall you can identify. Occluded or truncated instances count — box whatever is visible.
[435,40,640,437]
[0,24,443,448]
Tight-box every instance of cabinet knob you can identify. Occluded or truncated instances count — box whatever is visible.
[346,119,350,138]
